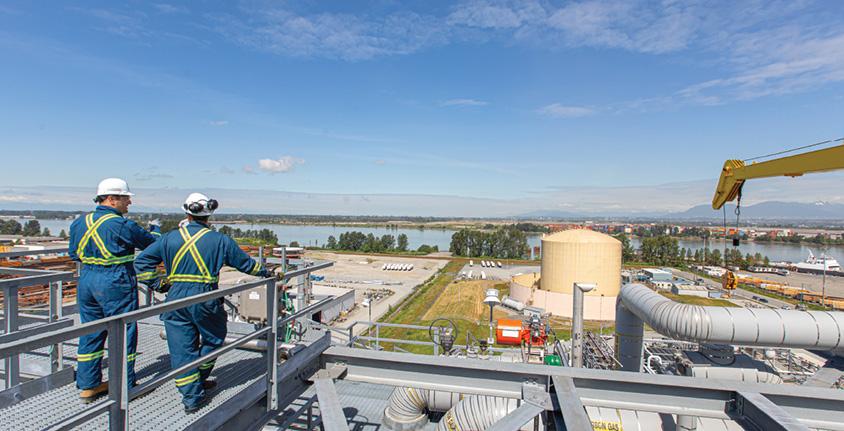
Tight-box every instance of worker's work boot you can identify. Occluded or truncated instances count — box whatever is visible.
[202,379,217,391]
[184,396,207,414]
[80,382,109,403]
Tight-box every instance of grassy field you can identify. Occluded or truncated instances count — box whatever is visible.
[659,292,738,307]
[375,261,521,354]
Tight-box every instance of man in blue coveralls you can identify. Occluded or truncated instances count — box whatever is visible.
[68,178,160,402]
[134,193,270,413]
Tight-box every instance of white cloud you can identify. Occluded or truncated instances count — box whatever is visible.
[440,98,489,107]
[536,103,594,118]
[242,165,256,175]
[213,9,448,61]
[446,1,543,29]
[257,156,305,174]
[374,159,386,165]
[153,4,187,14]
[208,120,228,126]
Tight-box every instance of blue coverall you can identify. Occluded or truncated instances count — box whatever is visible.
[134,221,268,408]
[68,206,159,390]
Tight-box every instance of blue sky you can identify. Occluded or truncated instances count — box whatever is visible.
[2,1,844,216]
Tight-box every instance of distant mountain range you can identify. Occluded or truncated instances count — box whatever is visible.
[518,201,844,221]
[672,201,844,220]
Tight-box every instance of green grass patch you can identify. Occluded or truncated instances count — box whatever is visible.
[659,292,738,307]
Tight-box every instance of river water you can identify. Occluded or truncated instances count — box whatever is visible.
[13,218,844,264]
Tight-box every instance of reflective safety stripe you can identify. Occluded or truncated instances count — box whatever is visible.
[77,350,105,362]
[127,353,137,362]
[168,227,214,283]
[78,213,134,265]
[137,270,160,281]
[174,372,200,387]
[198,360,216,370]
[249,260,263,276]
[151,231,161,236]
[168,274,219,283]
[80,255,135,265]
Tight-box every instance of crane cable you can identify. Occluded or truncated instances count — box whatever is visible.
[743,137,844,162]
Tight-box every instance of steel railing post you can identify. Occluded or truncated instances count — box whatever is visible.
[375,323,380,351]
[4,285,20,388]
[266,279,279,411]
[107,319,128,429]
[348,324,354,347]
[49,281,64,372]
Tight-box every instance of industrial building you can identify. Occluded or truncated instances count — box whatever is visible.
[642,268,672,281]
[510,229,620,321]
[671,283,709,298]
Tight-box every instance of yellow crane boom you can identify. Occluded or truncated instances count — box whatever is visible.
[712,143,844,210]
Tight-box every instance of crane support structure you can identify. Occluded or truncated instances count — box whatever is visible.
[712,143,844,210]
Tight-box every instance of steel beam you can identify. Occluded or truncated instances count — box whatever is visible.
[0,318,73,344]
[0,248,69,259]
[313,371,350,431]
[106,319,127,429]
[0,267,61,276]
[44,400,115,431]
[734,391,810,431]
[550,376,591,431]
[184,334,330,431]
[0,366,74,409]
[3,286,20,388]
[0,272,75,290]
[486,402,545,431]
[322,347,844,429]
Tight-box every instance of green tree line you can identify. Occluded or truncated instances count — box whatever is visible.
[622,234,771,267]
[0,219,51,236]
[449,228,529,259]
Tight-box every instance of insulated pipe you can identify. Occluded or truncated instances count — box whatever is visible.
[615,299,645,372]
[382,387,462,430]
[616,284,844,371]
[435,395,520,431]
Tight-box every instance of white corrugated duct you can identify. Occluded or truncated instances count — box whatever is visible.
[616,283,844,371]
[381,386,523,431]
[382,387,462,430]
[434,396,521,431]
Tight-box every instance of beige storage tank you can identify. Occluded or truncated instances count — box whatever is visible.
[540,229,621,296]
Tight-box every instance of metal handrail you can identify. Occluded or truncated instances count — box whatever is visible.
[0,261,334,429]
[346,320,521,354]
[0,263,332,358]
[0,248,70,259]
[0,270,75,388]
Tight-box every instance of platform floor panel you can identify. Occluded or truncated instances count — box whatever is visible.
[0,320,266,430]
[268,380,436,431]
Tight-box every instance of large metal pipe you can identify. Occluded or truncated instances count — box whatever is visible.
[434,395,520,431]
[382,387,462,430]
[571,282,595,368]
[616,284,844,371]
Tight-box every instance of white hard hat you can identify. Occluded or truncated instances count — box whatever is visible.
[183,192,218,216]
[96,178,134,199]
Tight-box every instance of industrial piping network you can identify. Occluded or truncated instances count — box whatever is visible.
[615,283,844,371]
[382,386,522,431]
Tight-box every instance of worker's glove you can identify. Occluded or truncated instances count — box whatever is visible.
[149,219,160,228]
[153,278,170,294]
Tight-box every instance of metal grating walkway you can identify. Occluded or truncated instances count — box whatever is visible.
[0,319,266,430]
